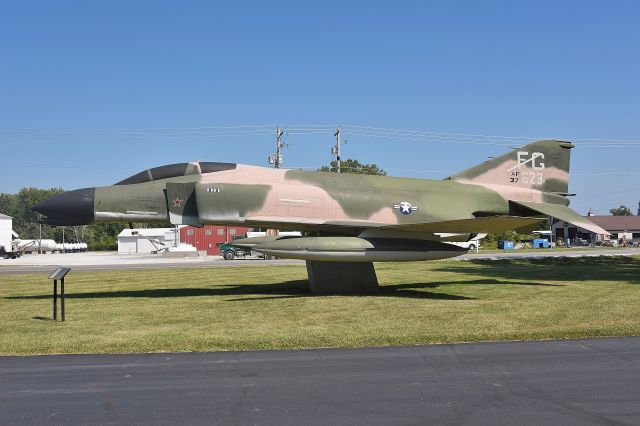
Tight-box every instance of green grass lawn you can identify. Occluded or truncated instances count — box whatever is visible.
[475,246,632,253]
[1,256,639,355]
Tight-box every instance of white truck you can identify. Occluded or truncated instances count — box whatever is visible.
[0,214,21,259]
[448,239,481,251]
[445,233,486,252]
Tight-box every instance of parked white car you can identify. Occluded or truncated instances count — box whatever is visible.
[447,239,482,251]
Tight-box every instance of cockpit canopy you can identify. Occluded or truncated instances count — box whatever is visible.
[115,162,236,185]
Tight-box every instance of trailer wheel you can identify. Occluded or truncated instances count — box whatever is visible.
[223,250,235,260]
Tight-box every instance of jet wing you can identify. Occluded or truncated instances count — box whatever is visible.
[380,216,546,234]
[511,201,610,236]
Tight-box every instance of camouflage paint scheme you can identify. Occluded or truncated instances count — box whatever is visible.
[33,140,609,261]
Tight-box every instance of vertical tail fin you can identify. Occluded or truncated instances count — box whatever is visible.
[447,140,574,195]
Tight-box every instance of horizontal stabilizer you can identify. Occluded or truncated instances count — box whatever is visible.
[382,216,546,234]
[511,201,610,236]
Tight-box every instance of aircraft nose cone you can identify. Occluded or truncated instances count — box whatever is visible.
[32,188,95,225]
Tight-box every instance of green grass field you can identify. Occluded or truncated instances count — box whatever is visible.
[1,256,639,355]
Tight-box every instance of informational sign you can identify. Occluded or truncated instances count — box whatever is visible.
[49,267,71,280]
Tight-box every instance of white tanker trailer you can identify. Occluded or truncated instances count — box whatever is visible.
[17,239,57,252]
[16,240,88,253]
[54,242,88,252]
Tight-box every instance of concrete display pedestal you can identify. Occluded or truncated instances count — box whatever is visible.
[306,261,380,294]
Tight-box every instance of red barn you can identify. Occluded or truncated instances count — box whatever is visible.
[179,225,250,256]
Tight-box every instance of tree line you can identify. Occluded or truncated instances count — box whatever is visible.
[609,203,640,216]
[0,188,125,250]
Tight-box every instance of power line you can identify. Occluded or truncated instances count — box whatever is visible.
[3,122,640,142]
[0,163,132,171]
[343,130,640,147]
[344,124,537,140]
[4,123,640,147]
[572,172,640,176]
[0,124,278,132]
[575,187,640,198]
[343,124,640,144]
[343,131,515,146]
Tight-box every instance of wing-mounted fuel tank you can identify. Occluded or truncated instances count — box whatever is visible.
[253,237,467,262]
[166,182,202,227]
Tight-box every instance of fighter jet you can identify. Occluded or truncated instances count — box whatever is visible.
[33,140,608,292]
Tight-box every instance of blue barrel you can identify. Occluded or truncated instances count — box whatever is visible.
[532,238,550,249]
[498,240,514,250]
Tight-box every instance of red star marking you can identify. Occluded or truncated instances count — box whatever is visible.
[173,197,183,208]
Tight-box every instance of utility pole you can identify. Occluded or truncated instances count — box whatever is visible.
[268,127,285,168]
[265,127,286,258]
[276,127,284,168]
[332,127,341,173]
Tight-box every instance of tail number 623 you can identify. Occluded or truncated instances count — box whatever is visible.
[522,172,543,185]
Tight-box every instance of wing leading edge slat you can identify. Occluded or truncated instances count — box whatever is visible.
[380,216,547,234]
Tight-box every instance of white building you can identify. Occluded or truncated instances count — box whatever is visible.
[551,215,640,245]
[117,228,178,254]
[0,213,14,255]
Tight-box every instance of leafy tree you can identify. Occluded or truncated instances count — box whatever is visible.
[0,187,131,250]
[319,158,387,176]
[0,187,65,240]
[481,231,532,249]
[0,193,19,219]
[637,200,639,216]
[610,205,633,216]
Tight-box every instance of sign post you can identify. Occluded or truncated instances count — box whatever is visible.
[49,268,70,321]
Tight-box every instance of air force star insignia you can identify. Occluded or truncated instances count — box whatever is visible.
[393,201,418,215]
[173,197,184,208]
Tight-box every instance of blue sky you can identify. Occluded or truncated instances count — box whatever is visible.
[1,0,639,214]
